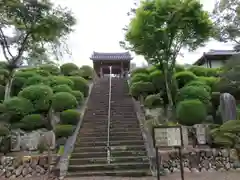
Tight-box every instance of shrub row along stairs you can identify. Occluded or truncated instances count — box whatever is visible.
[67,77,150,177]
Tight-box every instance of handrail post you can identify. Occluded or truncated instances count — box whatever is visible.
[107,66,112,164]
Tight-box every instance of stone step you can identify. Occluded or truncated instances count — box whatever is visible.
[82,121,138,126]
[67,169,150,177]
[79,127,142,134]
[78,135,142,142]
[68,162,149,172]
[81,124,140,129]
[69,156,148,165]
[76,140,144,147]
[73,145,146,153]
[71,150,147,159]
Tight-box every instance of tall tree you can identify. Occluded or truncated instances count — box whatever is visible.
[213,0,240,45]
[0,0,76,99]
[121,0,214,118]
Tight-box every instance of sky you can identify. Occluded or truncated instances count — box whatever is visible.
[0,0,235,67]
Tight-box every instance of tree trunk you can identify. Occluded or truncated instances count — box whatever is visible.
[4,74,14,100]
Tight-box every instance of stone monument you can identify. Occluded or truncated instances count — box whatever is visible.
[219,93,237,122]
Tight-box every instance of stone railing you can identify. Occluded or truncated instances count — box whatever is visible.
[126,79,157,176]
[54,83,93,178]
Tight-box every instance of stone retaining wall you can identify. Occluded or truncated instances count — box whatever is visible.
[160,148,240,174]
[0,155,59,179]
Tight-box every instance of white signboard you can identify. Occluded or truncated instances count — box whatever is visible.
[154,127,182,147]
[194,124,206,145]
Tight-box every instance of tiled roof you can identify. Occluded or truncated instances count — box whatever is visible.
[206,50,238,56]
[90,52,132,61]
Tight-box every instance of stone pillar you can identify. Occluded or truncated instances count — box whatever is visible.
[100,67,103,78]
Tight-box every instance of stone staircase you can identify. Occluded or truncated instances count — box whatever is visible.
[67,77,150,177]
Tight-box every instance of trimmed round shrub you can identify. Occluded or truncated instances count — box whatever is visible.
[0,69,9,85]
[48,76,74,88]
[0,126,10,136]
[186,80,211,92]
[51,92,78,112]
[11,76,26,96]
[60,109,80,125]
[147,66,157,73]
[178,86,211,105]
[144,94,162,109]
[149,70,164,91]
[0,85,5,102]
[55,124,74,138]
[71,91,84,104]
[130,68,149,77]
[130,73,150,85]
[174,71,197,88]
[24,75,47,87]
[0,103,6,113]
[176,99,207,126]
[130,82,155,99]
[175,65,185,72]
[197,76,220,89]
[39,64,60,75]
[18,85,53,112]
[60,63,79,76]
[19,114,45,131]
[78,65,94,80]
[3,97,34,122]
[34,69,51,77]
[189,66,220,77]
[69,76,89,97]
[0,61,8,69]
[52,84,72,93]
[15,71,37,79]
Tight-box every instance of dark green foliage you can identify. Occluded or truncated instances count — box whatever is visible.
[0,62,8,69]
[149,70,164,91]
[60,109,80,125]
[0,126,10,137]
[186,80,211,92]
[175,65,185,72]
[197,76,220,89]
[24,75,47,87]
[71,91,84,104]
[0,85,5,102]
[55,124,74,138]
[130,73,150,85]
[189,66,220,77]
[15,71,37,79]
[51,92,78,112]
[60,63,79,76]
[48,76,74,88]
[176,99,207,126]
[52,84,72,93]
[3,97,34,122]
[178,86,211,105]
[78,65,94,80]
[39,65,60,75]
[174,71,197,89]
[18,85,53,112]
[68,76,89,97]
[19,114,45,131]
[130,68,149,77]
[130,81,155,99]
[144,94,162,109]
[0,69,9,86]
[11,77,26,96]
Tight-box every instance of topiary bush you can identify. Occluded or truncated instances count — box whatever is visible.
[186,80,211,92]
[18,85,53,112]
[144,94,162,109]
[39,64,60,75]
[52,84,72,93]
[130,73,150,85]
[78,65,94,80]
[189,66,220,77]
[60,109,80,125]
[175,65,185,72]
[68,76,89,97]
[130,68,149,77]
[176,99,207,126]
[14,71,37,79]
[24,75,47,87]
[19,114,45,131]
[71,91,84,104]
[10,76,26,96]
[60,63,79,76]
[177,86,211,105]
[149,70,165,91]
[48,76,74,88]
[55,124,74,138]
[51,92,78,112]
[197,76,220,89]
[0,69,9,86]
[3,97,34,123]
[174,71,197,88]
[130,81,155,99]
[0,85,5,102]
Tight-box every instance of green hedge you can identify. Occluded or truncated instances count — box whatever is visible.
[60,109,80,125]
[174,71,197,88]
[19,114,45,131]
[55,124,74,138]
[60,63,79,76]
[68,76,89,97]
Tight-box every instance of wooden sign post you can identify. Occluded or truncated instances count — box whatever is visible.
[152,126,184,180]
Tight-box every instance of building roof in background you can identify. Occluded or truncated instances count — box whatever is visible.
[193,49,240,65]
[90,52,132,61]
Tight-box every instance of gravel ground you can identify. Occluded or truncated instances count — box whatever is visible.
[14,171,240,180]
